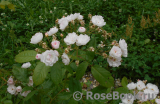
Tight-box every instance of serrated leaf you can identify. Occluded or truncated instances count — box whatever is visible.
[15,50,37,63]
[51,62,66,85]
[12,65,28,82]
[121,76,128,87]
[33,62,51,86]
[76,61,88,80]
[64,65,73,74]
[91,65,114,87]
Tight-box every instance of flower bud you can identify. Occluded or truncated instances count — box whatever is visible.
[71,20,75,25]
[55,19,59,24]
[60,33,63,37]
[42,42,48,49]
[102,53,108,58]
[45,32,48,37]
[65,48,69,54]
[88,14,92,19]
[35,48,41,53]
[89,47,94,52]
[36,54,41,59]
[75,60,79,66]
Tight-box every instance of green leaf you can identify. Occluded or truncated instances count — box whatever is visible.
[69,78,82,93]
[12,65,28,82]
[24,90,37,101]
[144,39,150,44]
[22,86,33,93]
[91,65,114,87]
[69,98,78,104]
[33,62,51,86]
[144,74,151,81]
[88,36,97,48]
[7,4,16,11]
[64,65,73,74]
[15,50,37,63]
[86,51,95,62]
[51,62,66,85]
[76,61,88,80]
[57,92,72,100]
[115,87,129,94]
[4,100,12,104]
[121,76,128,87]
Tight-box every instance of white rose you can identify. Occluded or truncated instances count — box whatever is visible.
[53,50,59,56]
[76,34,90,46]
[121,94,134,104]
[20,90,31,97]
[137,91,148,102]
[40,50,58,66]
[7,85,16,95]
[78,15,83,20]
[21,62,31,68]
[144,89,157,99]
[91,15,106,27]
[64,32,78,45]
[47,27,58,36]
[146,83,159,94]
[58,18,69,31]
[28,76,33,87]
[109,46,122,58]
[107,56,121,67]
[119,39,128,57]
[62,53,70,65]
[155,99,160,104]
[127,82,137,90]
[30,32,43,44]
[16,86,22,92]
[78,27,86,33]
[136,80,146,90]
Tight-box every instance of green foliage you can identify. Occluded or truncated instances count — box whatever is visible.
[15,50,37,63]
[33,62,51,86]
[76,61,88,80]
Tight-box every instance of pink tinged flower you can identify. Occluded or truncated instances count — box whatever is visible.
[109,46,122,58]
[53,50,59,56]
[78,27,86,33]
[36,54,41,59]
[155,99,160,104]
[51,40,60,49]
[7,76,14,85]
[16,86,22,92]
[107,57,121,67]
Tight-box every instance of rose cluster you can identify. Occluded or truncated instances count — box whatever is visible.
[7,76,33,97]
[119,80,160,104]
[107,39,128,67]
